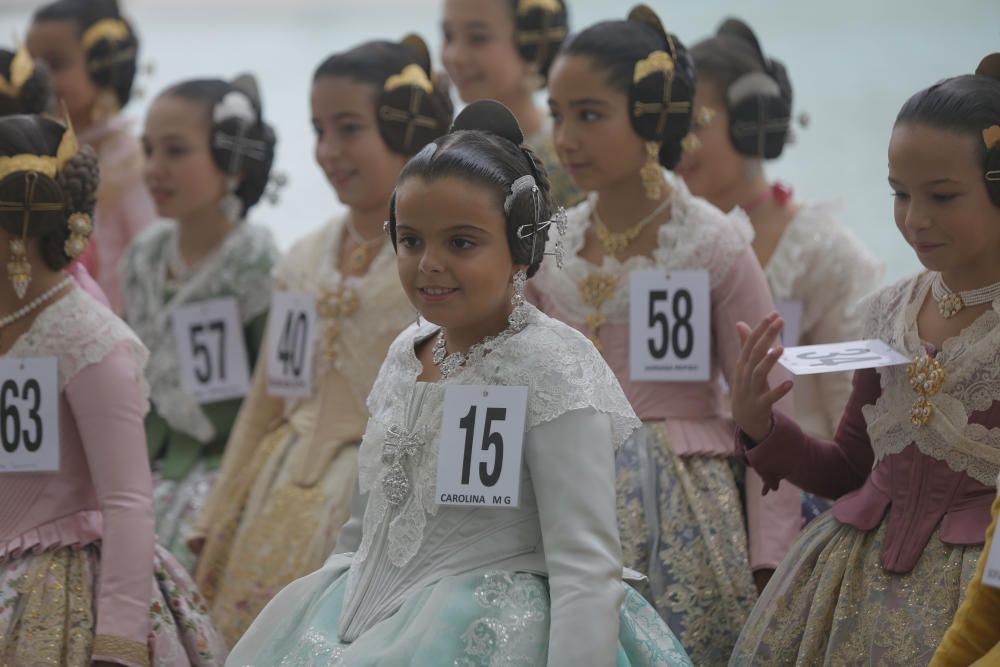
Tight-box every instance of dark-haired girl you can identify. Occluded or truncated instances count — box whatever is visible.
[189,36,451,645]
[226,100,691,666]
[441,0,582,207]
[678,20,882,524]
[0,114,225,667]
[27,0,156,312]
[730,54,1000,665]
[0,44,109,307]
[530,6,801,664]
[121,76,279,574]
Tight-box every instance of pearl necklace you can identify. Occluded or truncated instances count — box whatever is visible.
[931,273,1000,318]
[0,276,73,330]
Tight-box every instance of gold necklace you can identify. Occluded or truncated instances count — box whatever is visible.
[592,195,671,256]
[577,270,619,351]
[345,219,383,272]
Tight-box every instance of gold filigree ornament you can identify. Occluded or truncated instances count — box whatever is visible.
[983,125,1000,151]
[0,43,35,98]
[317,285,359,361]
[63,212,93,258]
[384,64,433,94]
[681,132,701,154]
[908,354,945,427]
[7,237,31,299]
[577,270,618,350]
[0,117,79,182]
[633,50,674,85]
[694,105,717,129]
[518,0,562,13]
[81,18,131,52]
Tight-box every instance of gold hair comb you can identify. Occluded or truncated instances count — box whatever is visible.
[81,18,130,51]
[384,64,433,94]
[0,108,79,182]
[0,44,34,98]
[983,125,1000,151]
[633,50,674,84]
[518,0,561,14]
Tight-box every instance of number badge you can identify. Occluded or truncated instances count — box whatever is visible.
[778,339,910,376]
[628,270,711,382]
[436,385,528,508]
[171,298,251,403]
[266,291,318,398]
[0,357,59,473]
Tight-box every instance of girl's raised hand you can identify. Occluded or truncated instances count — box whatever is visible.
[732,313,794,443]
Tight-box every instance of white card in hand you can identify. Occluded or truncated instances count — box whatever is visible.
[172,297,251,403]
[982,519,1000,589]
[0,356,59,473]
[436,385,528,508]
[266,291,318,398]
[779,339,909,376]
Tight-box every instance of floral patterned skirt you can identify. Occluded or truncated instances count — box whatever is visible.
[730,512,981,666]
[154,460,219,573]
[227,561,692,666]
[616,422,757,666]
[0,543,227,666]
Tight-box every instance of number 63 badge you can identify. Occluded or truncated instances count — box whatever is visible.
[0,357,59,473]
[436,385,528,508]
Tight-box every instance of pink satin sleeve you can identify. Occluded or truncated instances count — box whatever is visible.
[66,262,111,309]
[715,248,802,571]
[64,343,154,648]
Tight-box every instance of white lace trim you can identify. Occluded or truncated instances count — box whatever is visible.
[272,217,416,409]
[533,178,754,325]
[354,304,640,567]
[764,202,882,334]
[860,272,1000,486]
[9,288,149,406]
[121,220,278,443]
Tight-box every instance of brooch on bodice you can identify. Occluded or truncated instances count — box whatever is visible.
[380,424,424,506]
[577,271,619,351]
[908,354,945,427]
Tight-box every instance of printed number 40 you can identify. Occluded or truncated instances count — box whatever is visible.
[648,289,694,360]
[277,311,309,377]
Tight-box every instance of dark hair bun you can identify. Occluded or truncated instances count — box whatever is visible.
[977,53,1000,82]
[0,49,53,116]
[512,0,569,87]
[451,99,525,145]
[376,35,453,156]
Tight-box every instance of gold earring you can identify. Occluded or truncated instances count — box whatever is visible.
[64,212,93,259]
[7,237,31,299]
[90,88,120,125]
[640,141,662,200]
[681,132,701,154]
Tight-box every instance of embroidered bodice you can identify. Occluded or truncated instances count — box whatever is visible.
[121,220,278,443]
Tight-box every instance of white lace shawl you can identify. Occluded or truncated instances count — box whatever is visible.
[860,272,1000,486]
[10,288,149,404]
[532,178,754,324]
[120,220,278,443]
[353,304,640,567]
[272,217,417,410]
[765,202,882,336]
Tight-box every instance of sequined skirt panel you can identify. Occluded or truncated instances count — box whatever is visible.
[154,460,219,573]
[730,512,980,666]
[229,565,691,666]
[616,422,757,667]
[198,422,358,646]
[0,543,227,666]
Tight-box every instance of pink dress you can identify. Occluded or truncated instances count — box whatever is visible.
[731,272,997,666]
[528,180,801,666]
[79,115,156,313]
[0,287,226,667]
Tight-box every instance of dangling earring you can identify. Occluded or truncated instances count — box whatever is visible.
[64,212,93,259]
[681,132,701,155]
[508,268,529,331]
[7,236,31,299]
[219,176,242,222]
[640,141,663,200]
[90,88,120,125]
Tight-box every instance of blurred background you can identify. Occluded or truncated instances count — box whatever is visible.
[2,0,997,284]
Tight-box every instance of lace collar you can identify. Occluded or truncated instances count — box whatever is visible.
[353,304,640,567]
[9,287,149,402]
[860,272,1000,486]
[121,220,278,443]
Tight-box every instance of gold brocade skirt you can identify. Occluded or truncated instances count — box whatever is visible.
[730,512,980,666]
[616,422,757,667]
[195,421,358,647]
[0,544,226,667]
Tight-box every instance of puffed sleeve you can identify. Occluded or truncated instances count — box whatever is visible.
[65,343,155,667]
[527,408,623,666]
[714,247,801,571]
[931,490,1000,667]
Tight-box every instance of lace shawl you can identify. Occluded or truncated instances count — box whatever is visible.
[533,178,754,325]
[121,221,278,443]
[353,304,640,567]
[272,217,416,410]
[860,272,1000,486]
[765,202,882,334]
[10,288,149,404]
